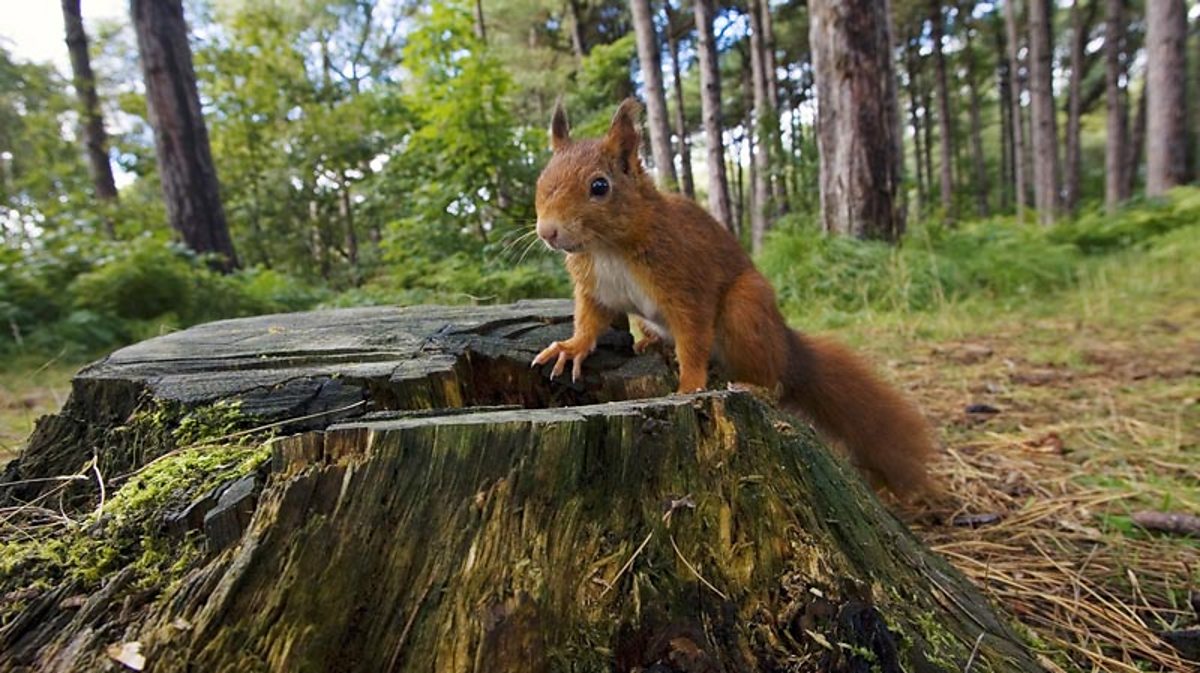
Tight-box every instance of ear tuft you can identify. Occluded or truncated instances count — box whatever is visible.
[550,98,570,152]
[604,98,644,174]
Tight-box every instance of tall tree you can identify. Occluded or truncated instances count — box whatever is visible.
[662,2,694,199]
[566,0,589,61]
[930,0,954,220]
[994,17,1014,210]
[61,0,118,233]
[1005,0,1028,219]
[1064,0,1097,214]
[809,0,905,241]
[748,0,772,251]
[1103,0,1129,212]
[759,2,789,213]
[693,0,734,228]
[630,0,678,190]
[1145,0,1188,195]
[904,41,927,215]
[132,0,239,272]
[1125,83,1148,196]
[1028,0,1061,224]
[964,18,989,216]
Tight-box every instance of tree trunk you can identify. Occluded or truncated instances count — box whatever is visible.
[1006,0,1028,220]
[1065,0,1096,214]
[906,44,927,216]
[1028,0,1061,225]
[662,3,694,200]
[131,0,239,272]
[922,83,934,207]
[809,0,906,241]
[630,0,678,191]
[1103,0,1128,212]
[743,58,757,240]
[996,19,1014,211]
[1145,0,1188,195]
[0,302,1046,673]
[693,0,734,229]
[1125,83,1147,197]
[964,22,989,217]
[760,2,789,214]
[930,0,955,222]
[61,0,119,238]
[748,0,772,252]
[566,0,588,61]
[473,0,486,43]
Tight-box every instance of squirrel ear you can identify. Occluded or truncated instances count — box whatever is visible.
[550,98,570,152]
[604,98,643,174]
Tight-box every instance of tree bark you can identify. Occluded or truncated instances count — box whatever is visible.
[630,0,678,191]
[809,0,906,241]
[0,303,1047,673]
[1125,82,1147,197]
[1027,0,1061,224]
[473,0,486,43]
[748,0,772,252]
[995,18,1014,211]
[930,0,955,221]
[1145,0,1188,196]
[693,0,734,229]
[759,2,789,214]
[662,3,694,200]
[1103,0,1129,212]
[905,43,927,216]
[566,0,588,61]
[61,0,119,237]
[1065,0,1096,214]
[1005,0,1029,220]
[964,21,989,217]
[131,0,239,272]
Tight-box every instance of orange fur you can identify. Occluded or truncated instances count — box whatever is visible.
[531,99,933,499]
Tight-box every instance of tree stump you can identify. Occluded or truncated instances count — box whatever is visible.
[0,301,1043,672]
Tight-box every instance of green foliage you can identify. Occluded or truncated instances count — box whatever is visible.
[759,189,1200,322]
[1051,188,1200,253]
[0,236,326,357]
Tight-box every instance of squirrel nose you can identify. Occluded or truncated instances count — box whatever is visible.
[537,222,559,247]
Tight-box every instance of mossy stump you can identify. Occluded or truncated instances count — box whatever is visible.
[0,301,1043,672]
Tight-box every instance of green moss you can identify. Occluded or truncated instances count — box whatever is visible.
[1,397,271,627]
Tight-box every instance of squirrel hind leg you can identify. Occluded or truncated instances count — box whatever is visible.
[714,271,791,389]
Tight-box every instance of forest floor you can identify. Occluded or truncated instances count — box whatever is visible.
[0,357,75,465]
[1,236,1196,671]
[817,244,1199,672]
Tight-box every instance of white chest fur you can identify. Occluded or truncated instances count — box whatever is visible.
[589,252,664,328]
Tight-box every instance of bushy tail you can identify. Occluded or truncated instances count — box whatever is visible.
[782,330,934,499]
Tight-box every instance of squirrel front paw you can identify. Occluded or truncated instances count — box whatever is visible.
[532,338,596,382]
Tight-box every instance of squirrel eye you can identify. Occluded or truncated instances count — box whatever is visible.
[590,177,610,198]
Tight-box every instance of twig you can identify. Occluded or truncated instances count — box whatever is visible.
[90,449,107,515]
[963,632,984,673]
[601,531,654,598]
[668,534,728,601]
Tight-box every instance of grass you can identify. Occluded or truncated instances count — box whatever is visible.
[784,222,1200,672]
[0,356,80,464]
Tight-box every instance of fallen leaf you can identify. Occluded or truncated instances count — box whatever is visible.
[106,641,146,671]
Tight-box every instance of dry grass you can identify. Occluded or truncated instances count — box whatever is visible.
[869,294,1200,671]
[0,358,77,463]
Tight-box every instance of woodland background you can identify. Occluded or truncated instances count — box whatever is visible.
[1,2,1199,669]
[0,0,1197,359]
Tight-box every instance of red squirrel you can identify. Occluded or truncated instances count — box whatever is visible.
[531,98,933,498]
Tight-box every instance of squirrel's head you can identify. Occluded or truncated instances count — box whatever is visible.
[535,98,654,253]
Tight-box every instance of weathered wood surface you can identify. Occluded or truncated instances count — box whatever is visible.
[0,303,1043,672]
[3,300,665,502]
